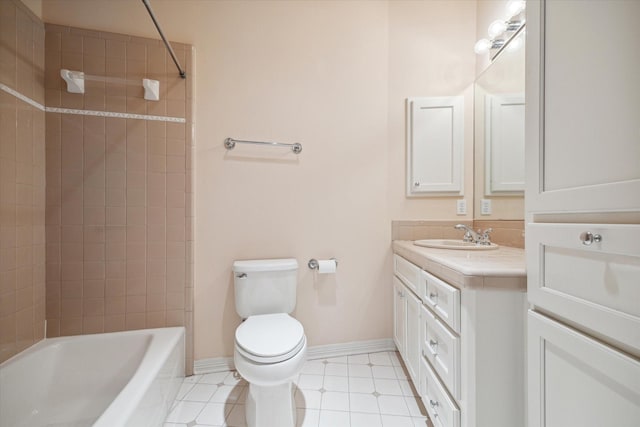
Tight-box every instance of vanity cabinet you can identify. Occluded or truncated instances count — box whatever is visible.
[392,253,525,427]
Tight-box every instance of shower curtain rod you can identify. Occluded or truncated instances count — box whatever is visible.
[141,0,186,79]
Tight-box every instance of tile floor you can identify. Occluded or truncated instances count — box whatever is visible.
[164,351,432,427]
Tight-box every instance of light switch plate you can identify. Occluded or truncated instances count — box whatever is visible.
[456,199,467,215]
[481,199,492,215]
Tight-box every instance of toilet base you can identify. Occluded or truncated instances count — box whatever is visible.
[245,381,296,427]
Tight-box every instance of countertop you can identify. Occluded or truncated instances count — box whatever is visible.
[393,240,526,290]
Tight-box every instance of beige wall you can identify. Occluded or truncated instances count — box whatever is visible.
[0,0,46,363]
[42,0,477,360]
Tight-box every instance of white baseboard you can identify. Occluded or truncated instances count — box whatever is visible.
[193,338,396,375]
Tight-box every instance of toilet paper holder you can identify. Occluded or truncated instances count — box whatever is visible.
[308,258,338,270]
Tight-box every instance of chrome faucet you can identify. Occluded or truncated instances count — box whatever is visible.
[454,224,493,245]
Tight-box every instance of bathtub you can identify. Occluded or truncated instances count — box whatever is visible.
[0,327,185,427]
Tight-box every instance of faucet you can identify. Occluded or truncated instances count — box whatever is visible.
[454,224,493,245]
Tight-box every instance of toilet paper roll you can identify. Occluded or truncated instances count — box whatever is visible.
[317,259,337,274]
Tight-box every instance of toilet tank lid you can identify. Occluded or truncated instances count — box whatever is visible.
[232,258,298,273]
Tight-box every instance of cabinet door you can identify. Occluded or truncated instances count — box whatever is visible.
[406,96,464,196]
[393,277,406,356]
[527,223,640,354]
[526,0,640,213]
[528,311,640,427]
[405,289,421,385]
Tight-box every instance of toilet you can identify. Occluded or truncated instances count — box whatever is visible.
[232,258,307,427]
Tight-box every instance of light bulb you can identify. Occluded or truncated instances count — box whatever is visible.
[474,39,492,55]
[488,20,507,38]
[506,35,523,52]
[506,0,526,18]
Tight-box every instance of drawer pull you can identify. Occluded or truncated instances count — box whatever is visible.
[429,292,438,302]
[579,231,602,245]
[429,399,439,408]
[429,339,438,355]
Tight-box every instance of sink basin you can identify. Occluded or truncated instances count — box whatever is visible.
[413,239,499,250]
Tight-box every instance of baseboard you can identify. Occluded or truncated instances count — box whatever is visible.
[193,338,396,375]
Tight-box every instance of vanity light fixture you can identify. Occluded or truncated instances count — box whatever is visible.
[474,0,526,55]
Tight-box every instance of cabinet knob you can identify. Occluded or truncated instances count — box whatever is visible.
[429,292,438,301]
[414,181,420,187]
[430,399,439,408]
[429,339,438,356]
[579,231,602,246]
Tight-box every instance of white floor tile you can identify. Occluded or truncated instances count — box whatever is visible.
[296,389,322,409]
[195,402,232,425]
[412,416,430,426]
[199,371,229,385]
[349,377,375,394]
[349,393,379,414]
[398,379,416,396]
[210,385,245,404]
[348,354,370,365]
[369,352,393,366]
[318,409,351,427]
[165,401,206,423]
[324,355,348,364]
[351,411,383,427]
[381,414,415,427]
[321,391,350,411]
[323,375,349,392]
[348,365,373,378]
[297,374,324,390]
[388,352,402,367]
[404,395,427,417]
[378,395,411,416]
[166,352,427,426]
[325,363,348,377]
[374,378,403,396]
[176,382,195,400]
[183,383,219,402]
[372,366,397,379]
[223,371,246,386]
[297,408,320,427]
[394,365,409,379]
[225,404,247,427]
[302,361,326,375]
[183,374,202,383]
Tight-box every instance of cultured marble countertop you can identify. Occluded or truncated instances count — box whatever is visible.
[393,240,526,291]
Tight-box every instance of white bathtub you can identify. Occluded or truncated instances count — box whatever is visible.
[0,327,185,427]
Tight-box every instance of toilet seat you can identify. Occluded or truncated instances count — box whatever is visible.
[236,313,305,364]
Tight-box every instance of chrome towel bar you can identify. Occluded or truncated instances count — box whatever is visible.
[224,137,302,154]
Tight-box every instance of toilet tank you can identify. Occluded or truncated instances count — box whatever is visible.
[233,258,298,319]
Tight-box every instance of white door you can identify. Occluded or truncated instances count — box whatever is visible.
[528,311,640,427]
[525,0,640,213]
[405,289,421,385]
[393,277,406,356]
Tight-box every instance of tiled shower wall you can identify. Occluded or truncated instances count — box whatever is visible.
[43,25,194,371]
[0,0,46,363]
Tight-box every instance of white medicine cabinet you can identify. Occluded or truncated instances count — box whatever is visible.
[406,96,464,197]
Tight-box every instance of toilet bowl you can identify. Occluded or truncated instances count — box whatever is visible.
[232,259,307,427]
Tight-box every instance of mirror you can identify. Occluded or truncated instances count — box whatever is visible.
[474,29,525,219]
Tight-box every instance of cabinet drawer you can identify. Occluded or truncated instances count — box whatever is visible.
[420,355,460,427]
[421,270,460,333]
[421,305,460,400]
[528,310,640,427]
[527,223,640,354]
[394,254,423,297]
